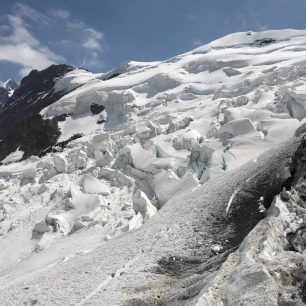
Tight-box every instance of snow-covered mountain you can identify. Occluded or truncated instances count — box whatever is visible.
[1,29,306,305]
[0,79,18,93]
[0,65,75,139]
[0,79,18,108]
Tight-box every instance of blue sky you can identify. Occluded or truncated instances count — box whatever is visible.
[0,0,306,82]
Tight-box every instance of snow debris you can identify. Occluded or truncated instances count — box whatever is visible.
[83,175,110,195]
[217,118,257,141]
[128,212,143,231]
[21,167,36,180]
[53,155,68,173]
[0,220,11,235]
[132,189,157,221]
[33,220,52,234]
[211,244,223,253]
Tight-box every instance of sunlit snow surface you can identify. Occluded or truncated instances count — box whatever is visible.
[1,29,306,305]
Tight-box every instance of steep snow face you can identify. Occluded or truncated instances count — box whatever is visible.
[53,69,103,93]
[1,29,306,304]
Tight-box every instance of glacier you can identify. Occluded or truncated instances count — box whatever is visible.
[1,29,306,305]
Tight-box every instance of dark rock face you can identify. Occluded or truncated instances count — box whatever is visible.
[295,123,306,137]
[0,113,61,162]
[90,103,105,115]
[0,64,74,139]
[0,87,9,107]
[253,38,277,46]
[40,132,83,157]
[97,119,106,124]
[103,73,120,81]
[0,64,80,162]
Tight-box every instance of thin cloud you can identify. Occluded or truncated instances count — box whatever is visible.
[50,9,71,19]
[238,15,247,30]
[6,15,40,46]
[0,3,106,78]
[65,20,105,68]
[83,37,102,50]
[67,21,104,51]
[192,39,203,47]
[246,2,268,31]
[14,2,49,24]
[0,12,63,77]
[0,43,61,69]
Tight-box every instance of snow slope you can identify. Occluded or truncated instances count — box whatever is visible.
[1,29,306,305]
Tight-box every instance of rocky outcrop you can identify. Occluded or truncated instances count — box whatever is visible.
[132,189,157,221]
[0,64,74,139]
[0,113,61,162]
[0,65,79,162]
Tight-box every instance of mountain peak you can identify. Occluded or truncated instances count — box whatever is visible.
[19,64,74,88]
[0,78,19,106]
[1,79,18,91]
[0,64,75,139]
